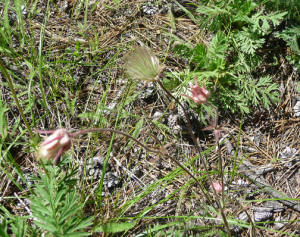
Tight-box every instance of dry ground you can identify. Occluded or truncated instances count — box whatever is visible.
[1,0,299,236]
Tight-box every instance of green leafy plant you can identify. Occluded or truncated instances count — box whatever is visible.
[29,164,93,236]
[170,1,285,115]
[275,26,300,71]
[0,206,30,237]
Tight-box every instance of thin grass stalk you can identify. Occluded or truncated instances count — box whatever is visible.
[37,0,51,115]
[0,59,34,139]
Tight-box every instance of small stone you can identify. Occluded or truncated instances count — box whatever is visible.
[238,211,249,222]
[157,133,164,141]
[104,172,119,189]
[59,1,69,12]
[20,5,27,17]
[293,101,300,117]
[89,169,95,176]
[152,111,163,121]
[253,207,273,222]
[104,102,117,115]
[94,169,101,179]
[264,201,285,213]
[137,82,157,103]
[232,179,248,187]
[274,215,287,229]
[280,147,298,159]
[231,212,249,233]
[142,4,159,15]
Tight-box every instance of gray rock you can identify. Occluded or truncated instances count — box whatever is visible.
[274,215,288,229]
[238,211,249,222]
[157,133,164,141]
[137,82,157,103]
[231,211,249,233]
[17,169,35,190]
[90,156,104,166]
[168,114,181,135]
[264,201,285,213]
[152,111,164,121]
[293,101,300,117]
[103,172,119,188]
[279,147,299,167]
[280,147,298,159]
[253,207,273,222]
[84,156,120,190]
[142,3,159,15]
[104,102,117,115]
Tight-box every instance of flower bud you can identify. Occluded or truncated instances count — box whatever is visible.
[37,129,71,164]
[212,181,223,193]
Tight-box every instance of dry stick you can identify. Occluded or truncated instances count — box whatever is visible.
[0,59,34,140]
[156,80,231,236]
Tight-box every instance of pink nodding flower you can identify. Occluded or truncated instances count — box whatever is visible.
[182,77,210,104]
[212,181,223,193]
[36,129,71,164]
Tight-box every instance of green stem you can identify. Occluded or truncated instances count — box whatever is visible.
[0,59,34,139]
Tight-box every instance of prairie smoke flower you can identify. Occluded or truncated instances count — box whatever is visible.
[125,46,164,82]
[36,129,71,164]
[212,181,223,193]
[182,77,210,104]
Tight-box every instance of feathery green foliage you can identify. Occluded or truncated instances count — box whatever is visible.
[29,164,93,236]
[275,26,300,71]
[0,206,29,237]
[170,0,285,115]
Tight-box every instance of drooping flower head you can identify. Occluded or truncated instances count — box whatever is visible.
[182,77,210,104]
[36,129,71,164]
[125,46,164,82]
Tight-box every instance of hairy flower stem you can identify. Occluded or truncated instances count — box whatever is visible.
[217,138,225,205]
[0,59,34,140]
[71,128,200,183]
[156,80,231,236]
[216,137,231,235]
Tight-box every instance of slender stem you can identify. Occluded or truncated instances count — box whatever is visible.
[0,59,34,139]
[217,139,225,206]
[71,127,202,189]
[156,80,231,235]
[216,135,231,235]
[70,128,158,153]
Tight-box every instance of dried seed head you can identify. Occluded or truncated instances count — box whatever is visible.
[125,46,164,82]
